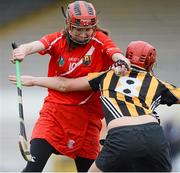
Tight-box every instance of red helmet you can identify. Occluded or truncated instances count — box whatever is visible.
[126,41,156,71]
[65,1,97,44]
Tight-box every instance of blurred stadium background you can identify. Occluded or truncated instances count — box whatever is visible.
[0,0,180,171]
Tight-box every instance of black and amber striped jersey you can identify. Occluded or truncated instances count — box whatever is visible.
[88,67,180,125]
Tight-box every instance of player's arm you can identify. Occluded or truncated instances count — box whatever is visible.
[174,88,180,104]
[11,41,45,63]
[173,88,180,104]
[99,32,130,74]
[8,75,91,92]
[161,80,180,105]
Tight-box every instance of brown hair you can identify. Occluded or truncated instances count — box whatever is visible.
[96,25,109,35]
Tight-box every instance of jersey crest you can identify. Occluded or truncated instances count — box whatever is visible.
[115,77,142,97]
[83,55,92,66]
[58,56,65,67]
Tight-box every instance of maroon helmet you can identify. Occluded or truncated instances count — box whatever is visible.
[126,41,156,71]
[65,1,97,44]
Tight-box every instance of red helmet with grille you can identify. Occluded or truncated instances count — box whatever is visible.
[126,41,156,71]
[66,1,97,28]
[65,1,97,44]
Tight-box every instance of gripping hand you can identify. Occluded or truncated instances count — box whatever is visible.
[111,59,130,75]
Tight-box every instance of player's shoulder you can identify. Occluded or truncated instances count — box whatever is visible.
[94,30,109,39]
[41,31,66,46]
[92,31,109,43]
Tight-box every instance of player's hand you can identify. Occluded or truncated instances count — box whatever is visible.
[11,47,26,64]
[111,59,130,75]
[8,75,35,86]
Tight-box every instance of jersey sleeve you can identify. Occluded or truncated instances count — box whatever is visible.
[95,31,122,57]
[87,72,106,91]
[38,32,62,55]
[160,80,180,105]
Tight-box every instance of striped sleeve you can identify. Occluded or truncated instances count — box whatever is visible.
[87,72,106,91]
[160,80,180,105]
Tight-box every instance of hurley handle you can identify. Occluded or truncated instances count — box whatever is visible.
[12,42,22,89]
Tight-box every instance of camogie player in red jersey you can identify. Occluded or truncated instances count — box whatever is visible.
[11,1,130,172]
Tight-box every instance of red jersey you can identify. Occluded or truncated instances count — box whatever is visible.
[32,31,122,159]
[39,31,121,116]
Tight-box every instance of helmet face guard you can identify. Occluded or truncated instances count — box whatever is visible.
[65,1,97,44]
[126,41,157,71]
[68,25,96,44]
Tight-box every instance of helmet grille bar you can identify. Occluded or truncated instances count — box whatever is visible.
[74,1,81,16]
[91,18,96,25]
[84,2,94,15]
[75,19,81,26]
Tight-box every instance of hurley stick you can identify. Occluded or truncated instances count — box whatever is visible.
[12,42,34,162]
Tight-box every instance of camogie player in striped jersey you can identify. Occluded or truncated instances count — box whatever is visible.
[10,40,180,172]
[10,1,130,172]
